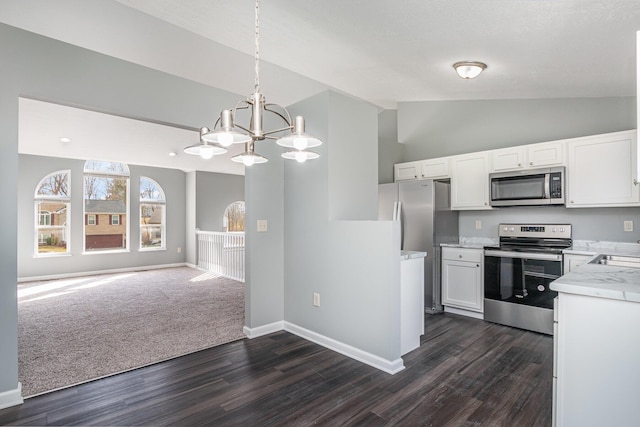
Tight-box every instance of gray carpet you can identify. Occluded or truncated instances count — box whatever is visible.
[18,267,245,397]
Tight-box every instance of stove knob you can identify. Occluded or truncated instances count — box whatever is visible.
[552,227,557,232]
[510,227,515,232]
[560,227,564,232]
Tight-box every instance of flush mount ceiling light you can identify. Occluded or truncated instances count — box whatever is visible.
[453,61,487,79]
[183,127,228,160]
[185,0,322,166]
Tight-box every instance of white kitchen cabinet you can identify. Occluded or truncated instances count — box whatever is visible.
[420,157,450,179]
[400,253,425,355]
[490,146,526,172]
[490,141,565,172]
[566,130,639,207]
[562,253,594,273]
[527,141,565,168]
[394,161,421,181]
[441,247,483,312]
[554,292,640,426]
[451,152,491,210]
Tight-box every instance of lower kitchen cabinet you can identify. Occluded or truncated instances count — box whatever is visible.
[554,292,640,426]
[441,247,483,313]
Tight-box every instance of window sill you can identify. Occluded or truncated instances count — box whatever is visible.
[34,252,72,259]
[139,247,166,252]
[82,249,130,256]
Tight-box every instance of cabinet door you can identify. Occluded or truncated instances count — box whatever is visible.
[567,130,639,207]
[527,141,565,167]
[394,161,421,181]
[451,152,491,210]
[563,254,594,273]
[421,157,450,179]
[442,259,483,312]
[490,147,525,172]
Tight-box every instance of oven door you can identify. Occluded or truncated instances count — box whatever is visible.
[484,250,562,309]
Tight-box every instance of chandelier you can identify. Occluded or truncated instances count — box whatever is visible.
[184,0,322,166]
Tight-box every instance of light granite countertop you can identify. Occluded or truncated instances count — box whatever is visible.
[400,250,427,260]
[551,263,640,303]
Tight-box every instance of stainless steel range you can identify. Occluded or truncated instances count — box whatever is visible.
[484,223,572,335]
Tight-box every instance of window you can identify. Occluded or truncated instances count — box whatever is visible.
[223,201,245,232]
[140,177,166,250]
[83,160,129,252]
[34,170,70,255]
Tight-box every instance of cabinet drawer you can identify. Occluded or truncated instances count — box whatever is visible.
[442,247,483,263]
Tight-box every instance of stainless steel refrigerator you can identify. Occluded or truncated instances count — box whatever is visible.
[378,180,459,313]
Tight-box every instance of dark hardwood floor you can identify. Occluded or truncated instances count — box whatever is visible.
[0,313,552,426]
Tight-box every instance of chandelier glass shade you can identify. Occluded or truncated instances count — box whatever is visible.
[183,127,228,159]
[185,0,321,166]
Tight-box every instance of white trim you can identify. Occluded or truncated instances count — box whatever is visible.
[0,382,23,410]
[284,321,405,375]
[243,321,284,339]
[444,306,484,320]
[17,262,188,283]
[184,262,198,269]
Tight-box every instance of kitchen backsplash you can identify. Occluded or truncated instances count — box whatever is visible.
[459,206,640,243]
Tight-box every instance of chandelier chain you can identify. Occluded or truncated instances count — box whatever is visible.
[254,0,260,94]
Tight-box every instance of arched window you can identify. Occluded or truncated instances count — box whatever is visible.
[224,201,245,232]
[34,170,70,255]
[83,160,130,252]
[140,177,166,250]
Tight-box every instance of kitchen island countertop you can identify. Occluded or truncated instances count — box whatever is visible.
[551,263,640,303]
[400,250,427,260]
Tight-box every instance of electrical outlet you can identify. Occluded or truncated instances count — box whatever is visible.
[313,293,320,307]
[177,247,182,253]
[475,220,482,230]
[624,220,633,232]
[257,219,268,232]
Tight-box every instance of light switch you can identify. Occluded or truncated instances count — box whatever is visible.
[624,220,633,232]
[257,219,268,232]
[475,220,482,230]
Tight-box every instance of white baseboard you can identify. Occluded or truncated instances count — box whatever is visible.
[0,382,23,410]
[284,321,405,375]
[184,262,198,269]
[18,263,188,283]
[243,321,284,339]
[444,306,484,320]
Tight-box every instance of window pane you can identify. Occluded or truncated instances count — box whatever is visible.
[35,171,69,198]
[36,201,69,254]
[84,162,129,252]
[140,203,164,248]
[140,177,165,201]
[224,201,245,232]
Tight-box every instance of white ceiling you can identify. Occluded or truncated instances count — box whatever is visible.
[3,0,640,174]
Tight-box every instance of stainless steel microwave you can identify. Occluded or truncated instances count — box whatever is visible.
[489,166,565,207]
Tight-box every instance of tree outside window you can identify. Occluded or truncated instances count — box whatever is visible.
[34,170,70,255]
[140,177,166,250]
[224,201,245,232]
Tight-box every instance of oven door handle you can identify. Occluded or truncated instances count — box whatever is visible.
[484,249,562,262]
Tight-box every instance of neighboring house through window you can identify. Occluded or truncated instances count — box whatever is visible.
[34,170,70,255]
[140,176,166,250]
[83,160,130,252]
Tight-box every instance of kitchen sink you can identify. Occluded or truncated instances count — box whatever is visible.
[588,254,640,269]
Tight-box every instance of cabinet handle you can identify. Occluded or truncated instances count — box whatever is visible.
[476,264,480,267]
[529,162,533,165]
[484,202,488,205]
[634,179,639,186]
[459,255,462,258]
[518,163,521,166]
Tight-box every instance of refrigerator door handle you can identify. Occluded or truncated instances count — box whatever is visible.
[392,201,398,221]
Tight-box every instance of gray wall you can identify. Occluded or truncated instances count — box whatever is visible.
[378,109,403,184]
[17,154,187,279]
[460,207,640,243]
[398,97,636,161]
[0,23,243,398]
[195,171,244,232]
[283,91,401,361]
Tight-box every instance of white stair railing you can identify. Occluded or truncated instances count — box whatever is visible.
[196,231,245,282]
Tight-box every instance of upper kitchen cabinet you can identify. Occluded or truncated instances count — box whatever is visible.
[394,161,421,181]
[490,141,565,172]
[451,152,491,210]
[395,157,450,181]
[420,157,450,179]
[566,130,639,208]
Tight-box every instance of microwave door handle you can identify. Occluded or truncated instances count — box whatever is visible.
[544,173,550,199]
